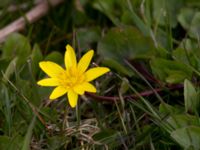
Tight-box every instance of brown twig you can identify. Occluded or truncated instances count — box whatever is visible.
[85,84,183,102]
[0,0,64,43]
[6,0,43,12]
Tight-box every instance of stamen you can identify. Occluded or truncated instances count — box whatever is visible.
[59,66,86,88]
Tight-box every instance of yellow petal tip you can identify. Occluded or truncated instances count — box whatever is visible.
[85,67,110,81]
[68,91,78,108]
[39,61,45,68]
[66,44,73,50]
[69,100,77,108]
[70,103,76,108]
[89,49,94,54]
[37,81,41,85]
[49,94,59,100]
[49,95,55,100]
[104,67,110,72]
[99,67,110,74]
[37,80,45,86]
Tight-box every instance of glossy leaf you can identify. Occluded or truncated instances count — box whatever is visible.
[184,79,199,113]
[153,0,184,27]
[167,114,200,130]
[171,126,200,149]
[44,51,63,65]
[150,58,193,83]
[2,33,31,65]
[31,44,43,75]
[98,27,155,75]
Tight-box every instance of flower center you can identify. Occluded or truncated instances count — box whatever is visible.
[59,67,85,88]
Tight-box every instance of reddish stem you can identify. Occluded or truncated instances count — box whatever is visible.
[85,84,183,102]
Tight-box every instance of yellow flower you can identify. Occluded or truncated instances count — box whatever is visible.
[37,44,110,108]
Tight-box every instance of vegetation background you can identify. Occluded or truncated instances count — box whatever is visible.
[0,0,200,149]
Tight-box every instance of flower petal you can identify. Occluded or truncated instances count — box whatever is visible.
[78,50,94,74]
[85,67,110,81]
[68,90,78,108]
[65,44,77,69]
[73,85,85,95]
[82,82,96,93]
[49,86,68,100]
[39,61,65,78]
[37,78,59,86]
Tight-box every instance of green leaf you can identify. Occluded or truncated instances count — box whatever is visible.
[4,57,18,80]
[93,0,149,35]
[44,51,63,65]
[159,103,183,115]
[0,58,11,77]
[167,114,200,130]
[103,59,134,76]
[22,116,36,150]
[171,126,200,149]
[178,8,196,30]
[153,0,184,27]
[189,12,200,39]
[184,79,199,113]
[1,33,32,79]
[92,0,122,26]
[76,27,101,51]
[172,48,197,67]
[150,58,193,83]
[166,71,189,83]
[179,39,199,51]
[175,41,200,72]
[119,78,130,94]
[31,44,43,76]
[2,33,31,65]
[155,46,170,58]
[0,135,23,149]
[121,3,150,35]
[98,27,155,75]
[178,8,200,39]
